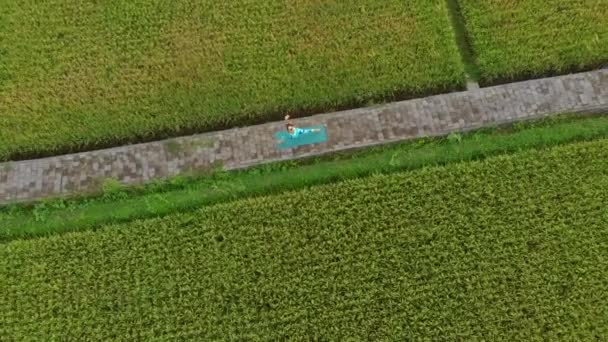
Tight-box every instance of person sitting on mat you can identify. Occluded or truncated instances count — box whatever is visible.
[284,115,321,138]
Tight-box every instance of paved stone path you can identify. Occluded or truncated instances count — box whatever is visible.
[1,70,607,204]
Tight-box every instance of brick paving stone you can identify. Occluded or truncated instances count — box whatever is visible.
[0,70,607,204]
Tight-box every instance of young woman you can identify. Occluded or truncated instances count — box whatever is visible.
[284,115,321,138]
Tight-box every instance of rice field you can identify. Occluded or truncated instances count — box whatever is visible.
[1,138,607,339]
[458,0,608,84]
[0,0,464,162]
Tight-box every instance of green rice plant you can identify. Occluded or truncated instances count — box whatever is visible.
[0,0,464,162]
[458,0,608,84]
[1,138,607,339]
[100,178,127,201]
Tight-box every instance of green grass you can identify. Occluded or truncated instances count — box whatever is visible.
[0,0,464,162]
[445,0,481,81]
[2,138,607,339]
[2,114,608,242]
[458,0,608,85]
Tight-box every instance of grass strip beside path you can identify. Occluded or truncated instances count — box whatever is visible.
[1,114,608,242]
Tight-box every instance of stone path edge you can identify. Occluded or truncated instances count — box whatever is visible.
[0,69,607,205]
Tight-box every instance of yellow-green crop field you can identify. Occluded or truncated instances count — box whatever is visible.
[2,139,607,339]
[0,0,464,161]
[1,0,606,162]
[458,0,608,84]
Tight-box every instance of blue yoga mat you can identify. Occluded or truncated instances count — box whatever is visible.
[274,125,328,149]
